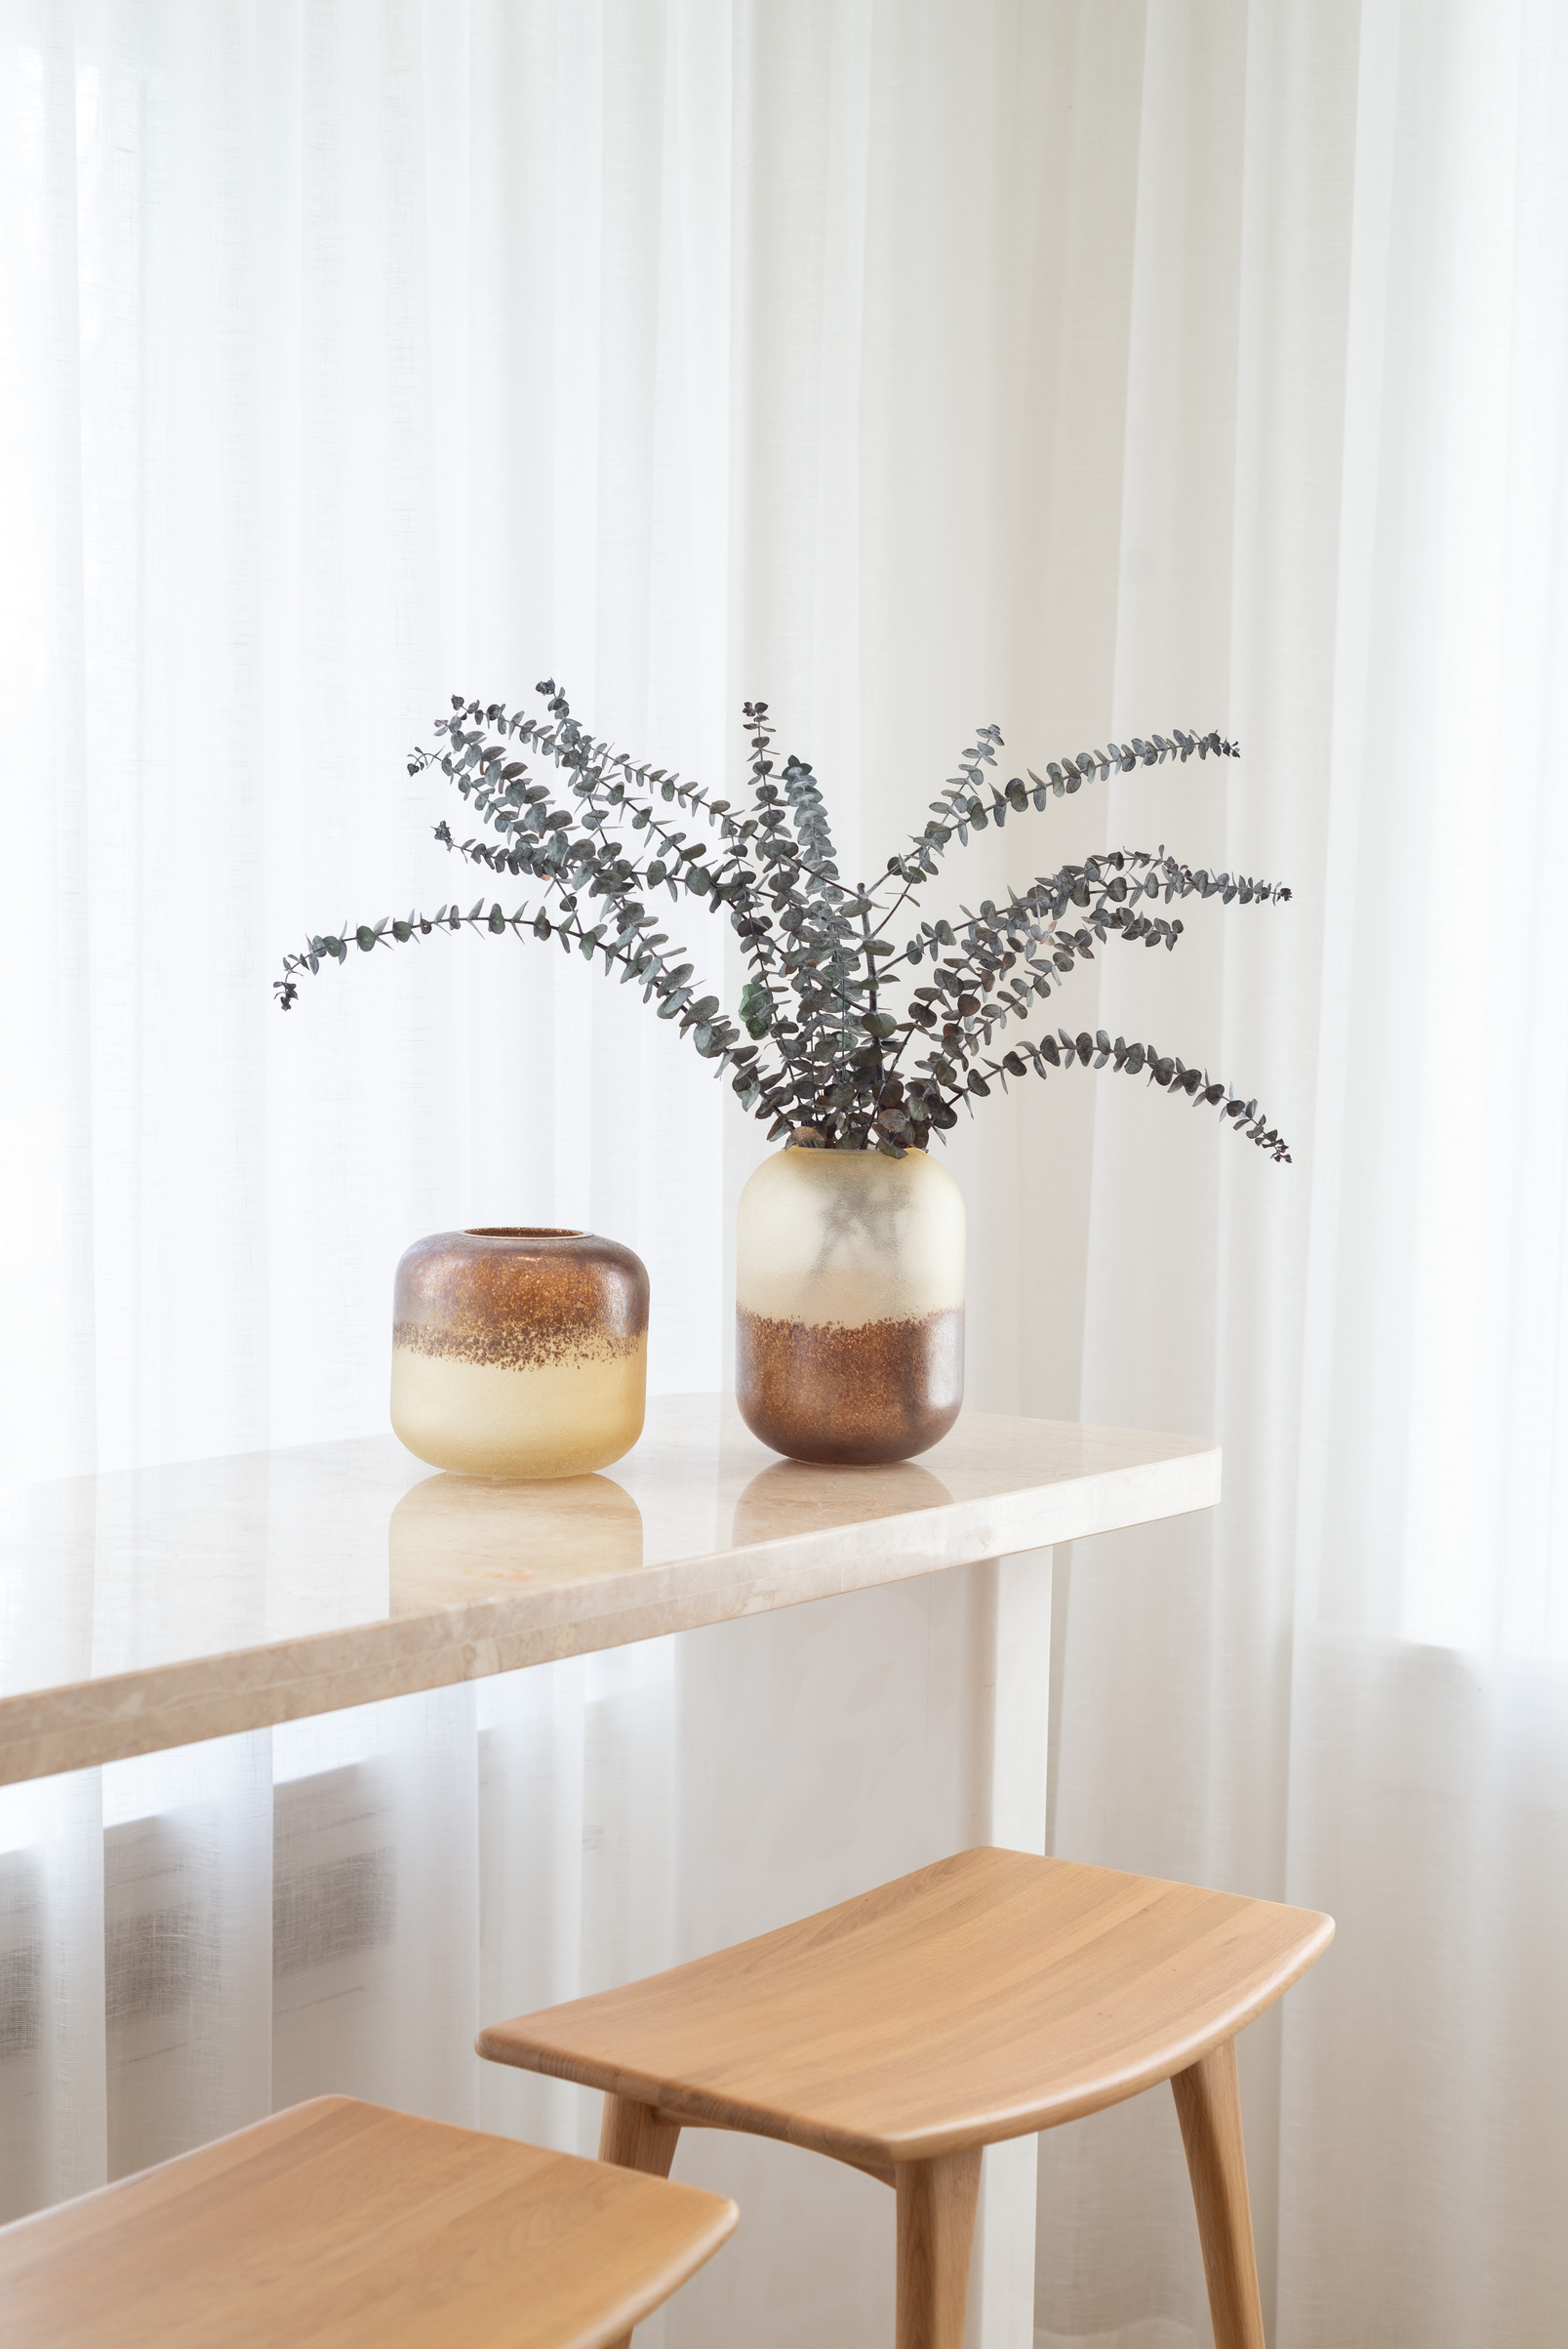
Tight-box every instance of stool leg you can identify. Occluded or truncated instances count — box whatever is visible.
[598,2093,682,2178]
[1170,2038,1266,2349]
[895,2147,983,2349]
[598,2097,684,2349]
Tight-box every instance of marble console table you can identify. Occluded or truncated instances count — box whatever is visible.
[0,1395,1216,1789]
[0,1394,1219,2349]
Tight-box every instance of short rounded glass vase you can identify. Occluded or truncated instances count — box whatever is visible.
[735,1146,965,1465]
[391,1228,648,1479]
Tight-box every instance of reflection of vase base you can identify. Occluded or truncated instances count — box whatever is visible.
[731,1455,953,1546]
[388,1468,644,1608]
[736,1308,962,1465]
[390,1341,646,1478]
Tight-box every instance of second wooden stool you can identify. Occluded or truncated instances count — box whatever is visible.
[0,2093,737,2348]
[478,1844,1333,2349]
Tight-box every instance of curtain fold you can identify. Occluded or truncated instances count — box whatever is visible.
[3,3,1566,2343]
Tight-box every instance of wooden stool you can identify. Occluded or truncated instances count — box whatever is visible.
[0,2093,737,2348]
[478,1846,1333,2349]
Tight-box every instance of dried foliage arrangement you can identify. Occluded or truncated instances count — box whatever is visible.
[278,683,1292,1162]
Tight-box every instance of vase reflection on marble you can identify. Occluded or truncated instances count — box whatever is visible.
[735,1145,965,1465]
[391,1229,648,1478]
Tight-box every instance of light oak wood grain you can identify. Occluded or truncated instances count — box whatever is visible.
[1172,2038,1266,2349]
[599,2090,682,2180]
[478,1845,1334,2168]
[482,1847,1331,2349]
[896,2149,982,2349]
[0,2095,737,2349]
[596,2097,684,2349]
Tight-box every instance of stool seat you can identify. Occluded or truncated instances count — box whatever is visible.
[478,1845,1333,2170]
[0,2095,737,2349]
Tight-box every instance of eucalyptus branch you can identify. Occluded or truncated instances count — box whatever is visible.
[273,894,750,1072]
[885,724,1239,891]
[419,684,813,1106]
[279,683,1288,1163]
[908,1025,1291,1163]
[895,846,1288,1052]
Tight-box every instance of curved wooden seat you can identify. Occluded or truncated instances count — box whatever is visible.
[478,1846,1332,2349]
[0,2094,737,2349]
[480,1846,1331,2168]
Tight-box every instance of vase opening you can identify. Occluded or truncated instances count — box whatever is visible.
[465,1227,585,1239]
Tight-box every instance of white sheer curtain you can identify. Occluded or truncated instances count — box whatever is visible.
[1,0,730,2268]
[3,3,1567,2344]
[1030,4,1568,2345]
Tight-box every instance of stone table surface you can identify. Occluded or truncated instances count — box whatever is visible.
[0,1395,1220,1786]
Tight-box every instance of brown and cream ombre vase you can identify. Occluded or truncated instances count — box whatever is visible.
[735,1146,965,1465]
[390,1229,648,1478]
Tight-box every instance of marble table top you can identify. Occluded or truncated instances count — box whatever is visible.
[0,1396,1219,1786]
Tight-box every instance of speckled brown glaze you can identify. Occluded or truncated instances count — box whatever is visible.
[393,1230,649,1372]
[736,1307,964,1465]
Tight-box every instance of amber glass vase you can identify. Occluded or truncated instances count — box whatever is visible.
[391,1229,648,1478]
[735,1147,965,1465]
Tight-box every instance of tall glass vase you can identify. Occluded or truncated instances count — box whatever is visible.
[735,1146,965,1465]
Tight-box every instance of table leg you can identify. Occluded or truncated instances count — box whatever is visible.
[665,1546,1053,2349]
[963,1547,1053,2349]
